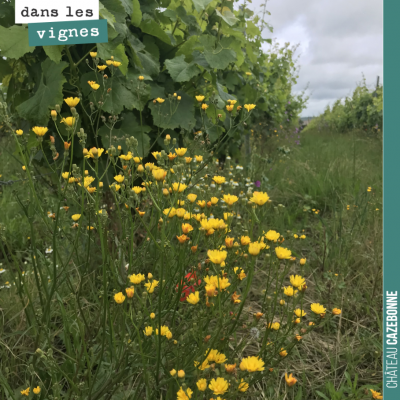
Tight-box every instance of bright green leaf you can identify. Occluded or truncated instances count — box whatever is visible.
[101,0,127,23]
[43,46,64,64]
[215,7,238,26]
[149,92,195,130]
[192,0,213,13]
[204,45,236,70]
[99,2,116,28]
[0,25,35,59]
[165,55,201,82]
[97,43,129,75]
[140,15,171,45]
[131,0,142,27]
[16,59,68,125]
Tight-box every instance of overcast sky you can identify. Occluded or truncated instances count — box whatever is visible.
[249,0,383,117]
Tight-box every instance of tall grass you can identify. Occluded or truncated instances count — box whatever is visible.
[249,126,382,398]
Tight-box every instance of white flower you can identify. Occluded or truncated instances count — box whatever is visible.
[45,247,53,254]
[182,177,186,181]
[226,156,231,160]
[0,268,6,274]
[210,184,216,188]
[194,208,200,212]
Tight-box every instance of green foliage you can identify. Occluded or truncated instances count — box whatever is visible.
[0,0,306,172]
[16,59,68,125]
[306,77,383,134]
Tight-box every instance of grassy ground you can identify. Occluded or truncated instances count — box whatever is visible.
[248,126,382,398]
[0,126,382,399]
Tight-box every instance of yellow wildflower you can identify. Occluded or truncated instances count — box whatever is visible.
[71,214,81,221]
[196,379,207,391]
[240,236,251,246]
[265,230,280,241]
[114,292,125,304]
[32,126,48,137]
[240,356,265,372]
[294,308,306,317]
[213,175,225,184]
[208,377,229,395]
[175,148,187,157]
[207,250,227,264]
[33,386,41,394]
[186,291,200,304]
[275,247,292,259]
[283,286,298,297]
[144,326,153,336]
[172,182,187,192]
[144,280,159,293]
[223,194,238,205]
[244,104,256,111]
[250,191,270,205]
[311,303,326,315]
[187,193,197,203]
[248,242,262,256]
[290,275,305,288]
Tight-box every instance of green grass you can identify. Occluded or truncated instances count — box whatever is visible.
[0,135,33,254]
[0,127,382,399]
[249,126,382,398]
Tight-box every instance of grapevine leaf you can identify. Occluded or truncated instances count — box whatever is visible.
[165,55,201,82]
[131,0,142,27]
[205,124,225,143]
[43,46,64,64]
[204,40,236,70]
[216,82,236,102]
[16,59,68,125]
[192,0,213,13]
[192,51,210,69]
[103,80,140,114]
[101,0,127,23]
[176,36,199,58]
[228,38,244,67]
[149,92,195,130]
[97,43,129,75]
[246,44,258,64]
[215,7,239,26]
[0,25,35,59]
[99,2,116,28]
[140,15,171,45]
[136,51,160,76]
[246,21,261,38]
[120,0,133,15]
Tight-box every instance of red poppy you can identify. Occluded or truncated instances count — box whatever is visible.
[177,271,201,301]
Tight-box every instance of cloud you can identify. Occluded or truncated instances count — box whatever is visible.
[249,0,383,116]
